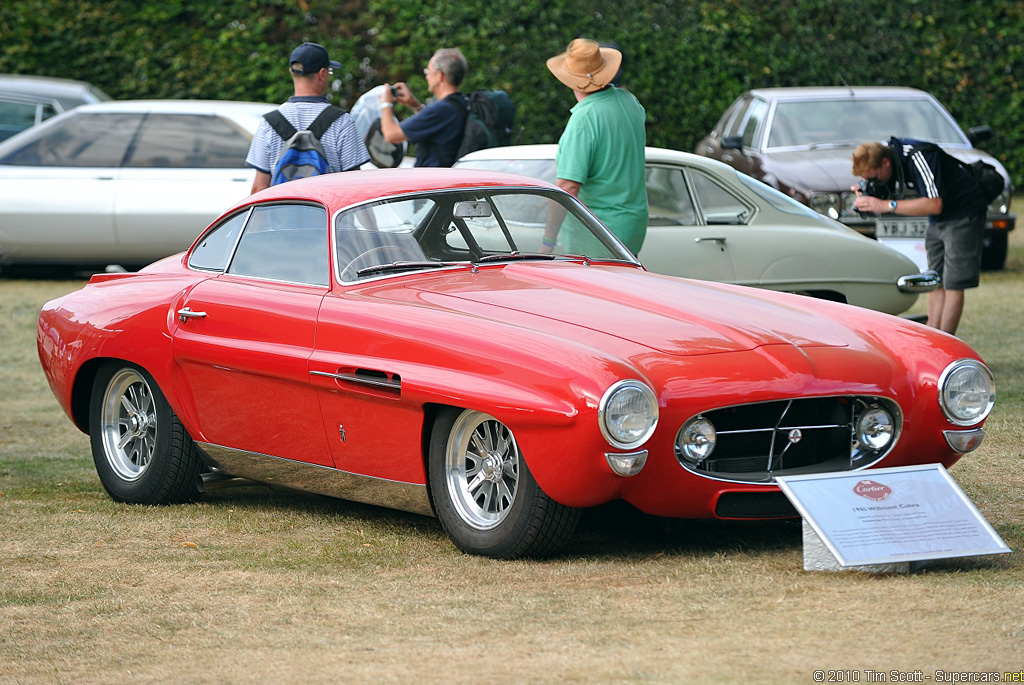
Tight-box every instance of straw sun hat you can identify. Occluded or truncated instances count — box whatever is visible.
[546,38,622,93]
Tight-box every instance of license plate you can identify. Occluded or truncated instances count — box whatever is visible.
[876,218,928,238]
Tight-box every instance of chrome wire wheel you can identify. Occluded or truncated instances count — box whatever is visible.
[444,410,521,531]
[98,367,158,482]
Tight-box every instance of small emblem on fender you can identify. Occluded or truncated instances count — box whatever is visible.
[338,425,346,443]
[853,479,892,502]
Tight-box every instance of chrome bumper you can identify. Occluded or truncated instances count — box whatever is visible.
[897,270,940,293]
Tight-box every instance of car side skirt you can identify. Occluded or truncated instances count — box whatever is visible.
[197,443,435,517]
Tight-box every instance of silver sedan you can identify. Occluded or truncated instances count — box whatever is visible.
[456,145,938,316]
[0,99,274,270]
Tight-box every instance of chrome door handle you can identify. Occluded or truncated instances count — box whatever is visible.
[695,237,727,244]
[177,307,208,323]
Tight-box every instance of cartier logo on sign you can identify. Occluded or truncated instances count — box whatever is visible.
[853,479,892,502]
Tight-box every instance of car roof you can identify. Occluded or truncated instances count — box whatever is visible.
[743,86,935,101]
[458,143,735,173]
[0,74,111,102]
[239,168,560,213]
[70,99,276,116]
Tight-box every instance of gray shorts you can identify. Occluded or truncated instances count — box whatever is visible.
[925,212,986,290]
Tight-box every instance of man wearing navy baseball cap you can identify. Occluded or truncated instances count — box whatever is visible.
[246,42,368,192]
[289,42,342,75]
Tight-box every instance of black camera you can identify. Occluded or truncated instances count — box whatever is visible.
[857,177,891,200]
[389,85,399,99]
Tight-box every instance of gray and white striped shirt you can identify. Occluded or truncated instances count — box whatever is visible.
[246,97,369,175]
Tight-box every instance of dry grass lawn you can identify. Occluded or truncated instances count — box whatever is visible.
[2,228,1022,684]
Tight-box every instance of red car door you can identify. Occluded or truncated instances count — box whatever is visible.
[171,203,334,467]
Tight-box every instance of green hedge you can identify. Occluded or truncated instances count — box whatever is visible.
[2,0,1021,185]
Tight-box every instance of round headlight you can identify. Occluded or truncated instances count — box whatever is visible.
[938,359,995,426]
[809,192,839,218]
[598,380,658,450]
[676,415,717,464]
[856,406,895,451]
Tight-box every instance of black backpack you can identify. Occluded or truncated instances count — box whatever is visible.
[450,90,515,161]
[904,140,1005,205]
[263,106,344,185]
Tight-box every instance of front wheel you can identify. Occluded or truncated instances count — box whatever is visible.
[89,362,204,504]
[428,408,580,558]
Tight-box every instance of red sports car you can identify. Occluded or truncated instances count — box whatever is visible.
[37,169,995,558]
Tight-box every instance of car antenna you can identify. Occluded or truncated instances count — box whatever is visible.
[837,74,856,97]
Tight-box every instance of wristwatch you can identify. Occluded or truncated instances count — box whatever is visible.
[889,200,898,213]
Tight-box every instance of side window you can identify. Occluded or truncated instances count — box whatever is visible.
[0,100,40,138]
[723,98,752,137]
[125,113,253,168]
[0,112,142,167]
[645,166,697,226]
[228,204,329,285]
[691,171,750,225]
[188,209,250,272]
[740,99,768,148]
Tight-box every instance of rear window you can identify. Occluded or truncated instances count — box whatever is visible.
[0,111,141,166]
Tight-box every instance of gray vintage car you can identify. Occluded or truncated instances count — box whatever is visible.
[694,86,1015,270]
[456,145,937,316]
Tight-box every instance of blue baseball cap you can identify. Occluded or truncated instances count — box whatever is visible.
[289,42,341,75]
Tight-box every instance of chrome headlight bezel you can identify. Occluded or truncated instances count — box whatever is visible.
[598,380,659,450]
[938,359,995,426]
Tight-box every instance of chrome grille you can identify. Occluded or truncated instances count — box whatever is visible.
[675,396,901,483]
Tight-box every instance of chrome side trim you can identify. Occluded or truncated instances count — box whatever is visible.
[897,270,940,293]
[309,370,401,390]
[196,443,434,517]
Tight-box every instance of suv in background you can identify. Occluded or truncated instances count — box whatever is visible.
[695,86,1015,270]
[0,74,111,141]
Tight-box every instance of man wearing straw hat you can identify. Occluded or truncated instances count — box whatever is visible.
[541,38,647,254]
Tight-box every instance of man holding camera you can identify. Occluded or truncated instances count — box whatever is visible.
[379,48,468,167]
[853,138,987,335]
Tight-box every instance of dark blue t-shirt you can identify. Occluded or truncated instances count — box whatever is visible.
[400,94,466,167]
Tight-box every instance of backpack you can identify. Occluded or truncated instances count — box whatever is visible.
[263,106,344,185]
[452,90,516,161]
[904,140,1005,205]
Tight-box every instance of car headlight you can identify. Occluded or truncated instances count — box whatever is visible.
[598,380,658,450]
[676,415,716,464]
[856,406,895,451]
[809,192,840,219]
[938,359,995,426]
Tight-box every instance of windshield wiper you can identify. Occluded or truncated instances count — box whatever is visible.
[356,261,460,276]
[475,252,557,263]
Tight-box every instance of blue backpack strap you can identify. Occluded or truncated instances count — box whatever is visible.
[263,110,298,141]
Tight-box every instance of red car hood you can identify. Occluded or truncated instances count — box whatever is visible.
[391,263,852,356]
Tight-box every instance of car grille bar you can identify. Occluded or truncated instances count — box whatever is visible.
[676,396,900,483]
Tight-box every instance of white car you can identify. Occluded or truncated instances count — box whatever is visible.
[456,145,938,316]
[0,99,275,270]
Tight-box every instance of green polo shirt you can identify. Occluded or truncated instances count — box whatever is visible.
[555,86,648,253]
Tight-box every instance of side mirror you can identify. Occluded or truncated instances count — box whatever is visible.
[967,125,994,146]
[721,135,744,151]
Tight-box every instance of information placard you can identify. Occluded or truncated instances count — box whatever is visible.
[776,464,1010,568]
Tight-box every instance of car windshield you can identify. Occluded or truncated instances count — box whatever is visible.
[766,98,967,149]
[333,187,635,281]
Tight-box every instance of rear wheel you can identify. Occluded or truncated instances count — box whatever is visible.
[89,362,204,504]
[428,408,580,558]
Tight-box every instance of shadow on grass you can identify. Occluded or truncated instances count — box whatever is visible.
[201,485,804,560]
